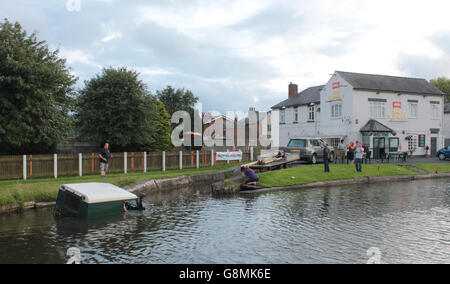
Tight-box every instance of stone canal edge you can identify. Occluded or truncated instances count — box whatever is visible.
[1,169,450,215]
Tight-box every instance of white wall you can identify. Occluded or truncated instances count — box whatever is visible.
[444,113,450,146]
[278,105,320,147]
[351,90,444,155]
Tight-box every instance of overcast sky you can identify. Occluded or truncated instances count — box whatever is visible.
[2,0,450,113]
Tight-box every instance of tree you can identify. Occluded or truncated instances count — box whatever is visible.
[149,98,174,152]
[75,67,160,152]
[430,77,450,103]
[0,19,77,154]
[156,86,199,118]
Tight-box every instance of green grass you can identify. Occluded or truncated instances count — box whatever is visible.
[0,163,243,206]
[410,163,450,174]
[259,164,418,188]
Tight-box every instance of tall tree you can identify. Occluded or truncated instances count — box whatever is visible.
[430,77,450,103]
[75,67,158,152]
[156,86,199,117]
[0,19,77,154]
[149,98,174,152]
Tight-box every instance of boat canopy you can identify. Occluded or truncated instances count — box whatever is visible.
[61,183,137,204]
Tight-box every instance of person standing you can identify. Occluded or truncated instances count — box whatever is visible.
[347,142,356,165]
[98,143,111,179]
[355,141,364,172]
[321,140,330,173]
[337,139,346,164]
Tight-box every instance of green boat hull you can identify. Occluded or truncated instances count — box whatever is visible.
[56,189,133,219]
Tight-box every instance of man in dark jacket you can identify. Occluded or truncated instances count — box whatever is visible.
[98,143,111,178]
[321,140,330,173]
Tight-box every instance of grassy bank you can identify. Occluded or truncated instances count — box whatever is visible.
[0,163,242,206]
[258,163,448,188]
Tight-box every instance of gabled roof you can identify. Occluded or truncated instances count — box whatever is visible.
[360,119,394,133]
[445,103,450,114]
[336,71,445,96]
[272,85,324,109]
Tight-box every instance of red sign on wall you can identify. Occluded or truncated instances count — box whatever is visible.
[393,101,402,108]
[332,82,340,89]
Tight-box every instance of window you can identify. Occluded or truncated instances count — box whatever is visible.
[328,138,340,147]
[408,135,418,151]
[331,104,342,118]
[280,109,285,124]
[294,107,299,123]
[308,105,315,121]
[369,102,385,119]
[431,103,440,119]
[408,103,418,119]
[288,139,307,148]
[310,139,320,147]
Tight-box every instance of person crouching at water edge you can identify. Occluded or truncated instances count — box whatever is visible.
[242,165,259,185]
[98,143,112,179]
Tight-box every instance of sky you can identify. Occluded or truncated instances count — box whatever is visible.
[2,0,450,114]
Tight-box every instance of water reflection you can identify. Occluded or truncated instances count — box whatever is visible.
[0,178,449,264]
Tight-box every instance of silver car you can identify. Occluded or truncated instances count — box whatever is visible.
[286,137,335,164]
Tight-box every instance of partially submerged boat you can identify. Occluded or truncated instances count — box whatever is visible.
[54,183,145,219]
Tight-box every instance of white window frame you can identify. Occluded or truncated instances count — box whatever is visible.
[408,135,418,151]
[308,105,315,122]
[331,104,342,119]
[294,107,299,123]
[280,109,286,124]
[369,102,386,119]
[408,102,418,119]
[431,103,440,120]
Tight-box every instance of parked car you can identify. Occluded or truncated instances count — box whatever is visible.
[286,137,335,164]
[437,146,450,160]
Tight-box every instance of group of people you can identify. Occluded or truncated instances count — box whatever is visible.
[335,139,366,172]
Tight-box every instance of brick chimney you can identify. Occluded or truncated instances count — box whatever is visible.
[289,82,298,99]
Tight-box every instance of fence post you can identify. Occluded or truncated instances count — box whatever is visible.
[144,152,147,173]
[162,151,166,172]
[196,150,200,169]
[79,153,82,177]
[179,151,183,170]
[250,147,254,161]
[211,149,214,167]
[124,152,128,174]
[227,149,230,164]
[23,155,27,180]
[54,154,58,179]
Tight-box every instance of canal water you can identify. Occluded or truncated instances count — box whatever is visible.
[0,178,449,264]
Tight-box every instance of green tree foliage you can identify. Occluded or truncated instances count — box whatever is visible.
[75,67,173,152]
[0,19,77,154]
[430,77,450,103]
[156,86,199,117]
[150,98,174,151]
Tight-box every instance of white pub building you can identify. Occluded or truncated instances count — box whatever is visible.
[272,71,446,158]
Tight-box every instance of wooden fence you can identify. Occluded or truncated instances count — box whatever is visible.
[0,148,258,181]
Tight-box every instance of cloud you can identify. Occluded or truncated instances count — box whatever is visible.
[2,0,450,113]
